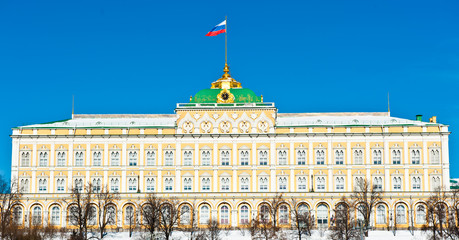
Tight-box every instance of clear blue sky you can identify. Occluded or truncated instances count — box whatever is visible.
[0,0,458,179]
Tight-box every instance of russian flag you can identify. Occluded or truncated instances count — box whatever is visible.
[205,20,226,36]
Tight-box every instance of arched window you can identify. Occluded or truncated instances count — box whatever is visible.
[416,205,426,224]
[200,205,210,224]
[51,206,60,225]
[107,205,116,225]
[432,176,441,190]
[411,150,421,164]
[220,205,229,224]
[125,206,135,225]
[278,150,287,165]
[353,149,363,165]
[93,178,101,193]
[316,150,325,165]
[240,205,249,224]
[279,205,289,224]
[297,150,306,165]
[57,152,66,166]
[336,177,344,191]
[129,151,138,166]
[376,205,386,224]
[317,204,328,226]
[396,205,406,224]
[335,150,344,165]
[260,205,270,223]
[21,152,30,167]
[20,179,29,193]
[13,206,22,225]
[392,150,401,164]
[56,179,65,192]
[38,179,47,192]
[373,150,382,164]
[93,152,102,166]
[430,149,440,164]
[181,205,191,225]
[146,151,156,166]
[32,206,42,225]
[89,206,97,225]
[259,150,268,165]
[298,204,309,215]
[128,178,138,192]
[69,206,78,225]
[110,152,120,166]
[240,150,249,165]
[39,152,48,167]
[183,150,193,166]
[201,150,211,166]
[317,177,325,191]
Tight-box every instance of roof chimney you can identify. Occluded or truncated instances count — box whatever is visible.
[416,115,423,121]
[430,116,437,123]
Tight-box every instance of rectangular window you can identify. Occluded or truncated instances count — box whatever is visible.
[165,151,174,166]
[297,150,306,165]
[278,177,287,191]
[128,151,138,166]
[221,150,230,165]
[297,177,307,191]
[259,150,268,165]
[201,150,211,166]
[110,152,120,166]
[183,151,193,166]
[240,150,249,165]
[259,177,268,191]
[146,178,155,192]
[57,152,66,167]
[110,178,119,192]
[39,152,48,167]
[146,151,155,166]
[278,150,287,165]
[221,178,230,191]
[75,152,84,166]
[335,150,344,165]
[316,150,325,165]
[240,177,249,191]
[183,177,192,191]
[202,178,210,191]
[93,152,102,166]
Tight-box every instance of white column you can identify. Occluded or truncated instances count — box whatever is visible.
[441,133,450,188]
[50,143,55,166]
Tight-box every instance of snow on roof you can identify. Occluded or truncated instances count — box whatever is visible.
[277,112,440,127]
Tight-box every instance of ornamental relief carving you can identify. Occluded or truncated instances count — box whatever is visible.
[200,121,212,133]
[239,121,250,133]
[258,121,268,133]
[220,121,231,133]
[182,121,193,134]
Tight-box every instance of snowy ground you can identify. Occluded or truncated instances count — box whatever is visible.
[96,230,429,240]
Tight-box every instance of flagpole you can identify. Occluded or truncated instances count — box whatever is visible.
[225,16,227,64]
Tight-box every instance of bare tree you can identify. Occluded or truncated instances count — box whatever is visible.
[0,176,22,240]
[249,215,275,240]
[93,184,119,239]
[181,201,201,240]
[208,219,221,240]
[141,193,162,239]
[264,193,284,230]
[158,198,183,240]
[422,187,449,240]
[124,204,137,238]
[289,198,313,240]
[67,182,95,240]
[330,198,359,240]
[350,178,383,236]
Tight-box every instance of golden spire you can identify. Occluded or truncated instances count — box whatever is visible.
[211,63,242,89]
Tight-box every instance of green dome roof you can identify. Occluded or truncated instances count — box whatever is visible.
[191,88,261,103]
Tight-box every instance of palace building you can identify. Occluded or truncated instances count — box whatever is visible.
[10,63,451,230]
